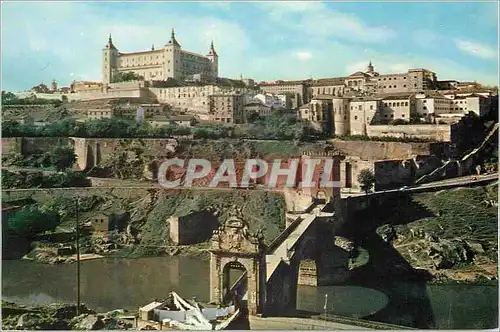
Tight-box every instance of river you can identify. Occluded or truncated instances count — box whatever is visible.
[2,257,498,329]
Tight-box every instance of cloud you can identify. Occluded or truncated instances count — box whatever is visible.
[257,2,396,43]
[294,51,313,61]
[454,39,497,59]
[1,2,498,91]
[1,2,251,90]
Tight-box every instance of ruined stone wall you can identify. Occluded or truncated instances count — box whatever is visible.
[366,124,451,142]
[374,160,414,190]
[1,137,71,156]
[340,157,374,192]
[331,139,436,160]
[334,140,450,192]
[69,137,178,170]
[22,137,70,155]
[169,211,218,245]
[1,137,23,155]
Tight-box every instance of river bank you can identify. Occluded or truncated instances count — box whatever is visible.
[1,301,134,330]
[2,257,498,329]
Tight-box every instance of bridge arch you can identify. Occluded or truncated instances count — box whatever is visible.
[209,206,265,315]
[221,260,248,305]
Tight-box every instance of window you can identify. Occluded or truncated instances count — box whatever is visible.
[358,105,362,110]
[405,102,408,106]
[384,114,388,118]
[423,106,427,110]
[403,85,407,87]
[389,78,392,80]
[423,100,427,103]
[370,105,373,110]
[391,114,394,118]
[402,114,405,117]
[354,116,358,120]
[384,103,388,107]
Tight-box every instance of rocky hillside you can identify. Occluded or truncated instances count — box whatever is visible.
[376,183,498,282]
[1,302,133,330]
[7,188,286,262]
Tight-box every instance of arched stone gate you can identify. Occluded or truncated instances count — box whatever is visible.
[209,206,266,315]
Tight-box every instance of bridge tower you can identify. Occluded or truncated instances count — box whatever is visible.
[209,206,266,315]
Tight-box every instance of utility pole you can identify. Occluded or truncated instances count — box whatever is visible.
[75,197,81,316]
[323,293,328,328]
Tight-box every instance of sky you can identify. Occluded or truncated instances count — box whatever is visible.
[1,1,499,91]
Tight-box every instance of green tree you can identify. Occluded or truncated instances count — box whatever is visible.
[1,91,18,105]
[50,146,76,171]
[357,169,376,194]
[7,205,60,238]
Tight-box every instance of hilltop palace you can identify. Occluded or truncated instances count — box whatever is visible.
[102,29,218,83]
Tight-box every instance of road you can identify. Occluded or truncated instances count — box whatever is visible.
[2,165,497,195]
[248,315,369,330]
[342,173,498,198]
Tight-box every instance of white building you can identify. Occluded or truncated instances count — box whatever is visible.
[253,93,288,110]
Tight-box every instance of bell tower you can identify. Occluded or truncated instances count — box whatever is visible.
[102,34,118,84]
[367,61,374,74]
[164,28,182,79]
[207,40,219,80]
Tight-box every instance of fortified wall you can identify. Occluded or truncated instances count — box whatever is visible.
[2,136,452,193]
[1,137,71,155]
[331,139,449,191]
[366,124,451,142]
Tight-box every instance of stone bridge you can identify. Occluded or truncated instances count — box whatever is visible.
[208,196,345,317]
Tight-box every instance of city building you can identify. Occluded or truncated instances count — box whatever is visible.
[87,108,122,120]
[140,104,163,118]
[379,93,415,123]
[303,91,466,137]
[208,94,245,124]
[243,102,272,118]
[169,115,198,127]
[307,78,346,100]
[258,80,308,108]
[102,29,218,84]
[253,93,290,110]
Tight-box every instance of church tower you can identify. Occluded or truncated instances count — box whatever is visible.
[164,28,182,80]
[367,61,374,74]
[102,34,118,84]
[207,40,219,80]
